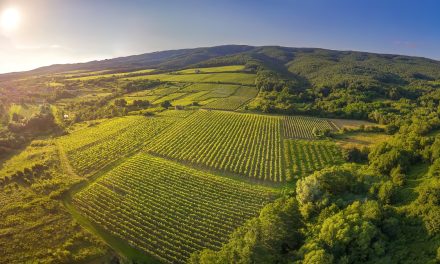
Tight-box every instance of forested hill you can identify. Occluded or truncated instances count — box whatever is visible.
[3,45,440,80]
[2,45,440,123]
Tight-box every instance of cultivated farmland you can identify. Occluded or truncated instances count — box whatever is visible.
[58,116,175,176]
[73,153,275,264]
[284,139,343,179]
[124,72,256,85]
[202,86,258,110]
[282,116,337,139]
[147,110,284,182]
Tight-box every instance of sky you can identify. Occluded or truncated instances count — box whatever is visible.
[0,0,439,73]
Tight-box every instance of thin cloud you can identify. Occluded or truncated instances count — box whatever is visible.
[393,40,418,49]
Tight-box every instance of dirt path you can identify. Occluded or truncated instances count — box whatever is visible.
[56,141,81,181]
[56,140,153,263]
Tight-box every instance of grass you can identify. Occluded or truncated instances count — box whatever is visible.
[388,164,440,263]
[49,82,64,87]
[123,95,159,104]
[67,69,155,81]
[0,138,109,263]
[176,65,245,74]
[153,92,188,104]
[394,163,430,206]
[171,91,210,106]
[9,103,39,121]
[330,118,379,130]
[334,132,391,149]
[0,140,55,178]
[202,86,258,110]
[124,72,256,85]
[57,69,111,78]
[57,92,113,104]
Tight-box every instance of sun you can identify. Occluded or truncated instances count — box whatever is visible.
[1,7,21,31]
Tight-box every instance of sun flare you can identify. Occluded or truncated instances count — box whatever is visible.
[1,7,21,31]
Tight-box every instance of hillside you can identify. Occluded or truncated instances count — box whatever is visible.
[2,45,440,121]
[0,46,440,264]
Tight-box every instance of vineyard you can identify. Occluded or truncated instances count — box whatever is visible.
[58,116,175,176]
[147,110,284,182]
[124,72,256,85]
[73,153,274,264]
[156,109,195,118]
[202,86,258,110]
[182,83,239,99]
[282,116,337,139]
[284,139,343,179]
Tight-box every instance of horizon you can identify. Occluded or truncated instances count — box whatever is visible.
[3,43,440,75]
[1,0,440,74]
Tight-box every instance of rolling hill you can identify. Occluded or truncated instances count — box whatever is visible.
[0,45,440,264]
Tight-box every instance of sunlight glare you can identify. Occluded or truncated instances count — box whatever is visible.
[1,7,21,32]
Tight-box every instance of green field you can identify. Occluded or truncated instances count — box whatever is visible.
[202,86,258,110]
[67,69,155,81]
[0,140,57,179]
[284,139,344,180]
[171,91,209,106]
[176,65,245,74]
[156,109,195,118]
[73,153,275,264]
[57,69,110,78]
[0,139,108,263]
[124,72,256,85]
[329,118,378,130]
[181,83,239,97]
[147,110,284,182]
[58,116,175,176]
[283,116,337,139]
[153,92,187,104]
[123,95,159,104]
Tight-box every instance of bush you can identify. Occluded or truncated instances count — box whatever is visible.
[161,100,172,108]
[342,147,369,163]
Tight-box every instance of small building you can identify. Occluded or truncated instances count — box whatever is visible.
[194,69,201,74]
[63,114,69,119]
[175,105,184,110]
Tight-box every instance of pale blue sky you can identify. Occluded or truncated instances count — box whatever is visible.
[0,0,439,73]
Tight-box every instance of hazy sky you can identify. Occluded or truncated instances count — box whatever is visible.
[0,0,439,73]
